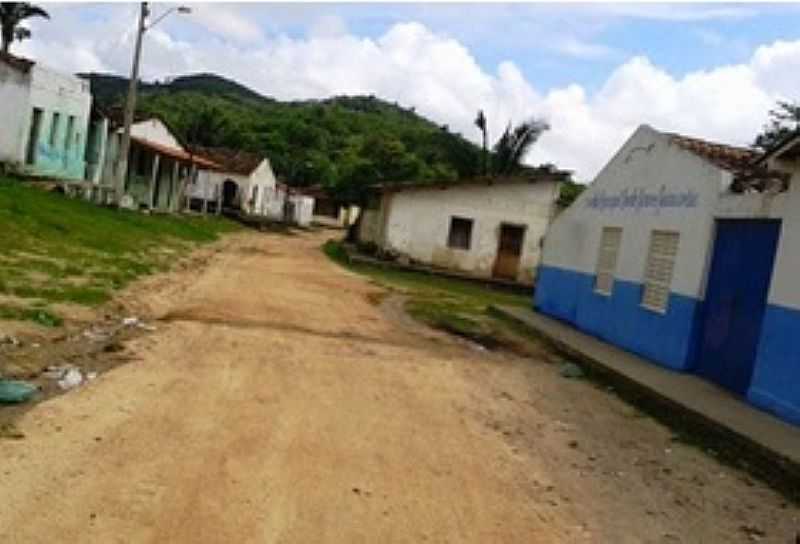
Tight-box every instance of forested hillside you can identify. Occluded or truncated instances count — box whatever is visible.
[82,73,483,200]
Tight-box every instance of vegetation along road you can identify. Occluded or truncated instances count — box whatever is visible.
[0,225,797,542]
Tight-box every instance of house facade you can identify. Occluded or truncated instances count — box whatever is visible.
[0,53,91,180]
[97,116,218,211]
[188,147,278,216]
[358,171,568,284]
[535,124,800,425]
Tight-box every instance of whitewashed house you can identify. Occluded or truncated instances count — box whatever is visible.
[187,147,277,216]
[186,148,314,226]
[96,112,219,211]
[535,124,800,426]
[0,52,91,180]
[357,169,570,284]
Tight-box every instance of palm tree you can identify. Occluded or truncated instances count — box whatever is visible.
[0,2,49,55]
[492,118,550,175]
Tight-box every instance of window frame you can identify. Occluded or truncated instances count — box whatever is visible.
[594,226,623,296]
[447,216,474,251]
[640,229,680,314]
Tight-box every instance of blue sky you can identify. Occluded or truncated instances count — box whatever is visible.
[20,3,800,179]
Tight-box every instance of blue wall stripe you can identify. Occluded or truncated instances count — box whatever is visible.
[749,304,800,425]
[534,265,702,371]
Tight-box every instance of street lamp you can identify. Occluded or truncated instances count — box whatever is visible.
[114,2,191,205]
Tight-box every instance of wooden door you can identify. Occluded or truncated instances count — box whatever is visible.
[493,224,526,280]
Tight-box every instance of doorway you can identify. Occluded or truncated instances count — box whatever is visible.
[26,108,43,165]
[695,219,781,395]
[493,224,526,280]
[222,179,239,210]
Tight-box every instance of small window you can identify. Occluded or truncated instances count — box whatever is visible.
[595,227,622,295]
[49,112,60,146]
[447,216,474,250]
[641,230,680,312]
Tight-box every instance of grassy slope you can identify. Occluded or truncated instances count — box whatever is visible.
[323,240,531,346]
[0,178,240,326]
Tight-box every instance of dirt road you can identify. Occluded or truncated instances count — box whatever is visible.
[1,230,796,543]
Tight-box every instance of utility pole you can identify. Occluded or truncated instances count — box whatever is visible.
[115,1,148,205]
[114,2,190,206]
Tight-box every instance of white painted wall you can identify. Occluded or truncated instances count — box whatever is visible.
[189,158,279,216]
[370,179,560,283]
[129,119,183,150]
[541,125,727,299]
[0,60,31,164]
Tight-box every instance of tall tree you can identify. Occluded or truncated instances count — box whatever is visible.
[0,2,49,55]
[492,118,550,175]
[474,109,488,175]
[753,100,800,151]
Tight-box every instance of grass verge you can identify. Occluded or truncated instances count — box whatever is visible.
[323,240,531,348]
[0,178,241,325]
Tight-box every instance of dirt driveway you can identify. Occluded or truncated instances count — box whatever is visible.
[0,229,797,543]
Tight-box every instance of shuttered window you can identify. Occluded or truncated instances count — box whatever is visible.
[641,230,680,312]
[594,227,622,295]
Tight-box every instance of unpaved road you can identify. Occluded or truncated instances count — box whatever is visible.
[1,230,797,543]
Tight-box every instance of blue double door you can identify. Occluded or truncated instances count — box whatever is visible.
[695,220,781,395]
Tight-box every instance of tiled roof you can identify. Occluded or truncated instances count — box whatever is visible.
[372,166,571,194]
[131,136,221,169]
[664,131,789,193]
[189,146,265,176]
[666,133,761,172]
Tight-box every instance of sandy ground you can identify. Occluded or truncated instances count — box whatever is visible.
[0,229,797,543]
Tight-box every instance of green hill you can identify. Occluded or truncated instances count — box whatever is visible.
[80,73,483,200]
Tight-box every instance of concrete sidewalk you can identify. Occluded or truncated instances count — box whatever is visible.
[491,304,800,495]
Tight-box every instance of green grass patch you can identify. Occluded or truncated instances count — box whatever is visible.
[0,178,241,325]
[323,240,530,346]
[0,304,63,327]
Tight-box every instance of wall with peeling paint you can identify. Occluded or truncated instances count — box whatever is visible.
[362,180,560,284]
[0,58,91,180]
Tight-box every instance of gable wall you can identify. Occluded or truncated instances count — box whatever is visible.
[535,125,726,370]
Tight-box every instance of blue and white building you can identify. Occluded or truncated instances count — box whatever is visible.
[535,124,800,426]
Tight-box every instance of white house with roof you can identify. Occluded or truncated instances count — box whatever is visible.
[96,113,218,211]
[186,147,315,226]
[357,168,570,285]
[535,124,800,426]
[0,52,91,180]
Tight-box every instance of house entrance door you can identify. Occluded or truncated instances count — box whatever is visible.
[493,224,526,280]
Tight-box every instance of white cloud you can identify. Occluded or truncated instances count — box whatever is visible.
[13,8,798,182]
[186,4,263,44]
[551,36,619,60]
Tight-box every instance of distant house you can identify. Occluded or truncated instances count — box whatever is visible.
[185,147,314,226]
[535,124,800,426]
[187,147,277,215]
[357,169,570,285]
[304,185,360,228]
[94,111,219,211]
[0,53,91,180]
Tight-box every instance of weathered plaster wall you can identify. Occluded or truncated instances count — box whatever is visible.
[25,66,91,180]
[130,119,183,150]
[0,61,31,165]
[377,180,559,284]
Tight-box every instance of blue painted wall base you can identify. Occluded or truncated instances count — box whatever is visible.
[749,304,800,426]
[535,264,800,427]
[534,265,702,371]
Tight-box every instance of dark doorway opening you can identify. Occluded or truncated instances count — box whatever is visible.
[222,179,239,210]
[26,108,43,165]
